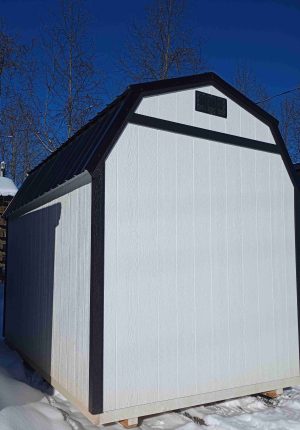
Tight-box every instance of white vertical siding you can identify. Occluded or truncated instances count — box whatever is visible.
[194,136,213,393]
[176,135,197,397]
[157,131,178,400]
[136,85,275,144]
[241,151,261,385]
[103,124,298,412]
[226,147,245,387]
[6,182,91,409]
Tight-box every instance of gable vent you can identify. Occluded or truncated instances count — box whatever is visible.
[195,90,227,118]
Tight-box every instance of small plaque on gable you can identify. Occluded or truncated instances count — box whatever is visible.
[195,91,227,118]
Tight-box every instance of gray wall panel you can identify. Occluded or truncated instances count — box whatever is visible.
[104,123,298,411]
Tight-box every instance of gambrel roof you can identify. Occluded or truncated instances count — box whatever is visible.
[5,72,297,217]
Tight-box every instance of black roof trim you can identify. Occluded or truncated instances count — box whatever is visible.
[5,72,294,217]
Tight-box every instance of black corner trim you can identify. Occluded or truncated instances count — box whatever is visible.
[294,188,300,359]
[89,168,105,414]
[129,113,280,154]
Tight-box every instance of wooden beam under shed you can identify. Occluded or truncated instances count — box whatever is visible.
[119,417,139,428]
[261,389,283,398]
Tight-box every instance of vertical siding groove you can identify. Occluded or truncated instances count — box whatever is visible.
[66,193,71,393]
[175,135,179,398]
[156,129,160,401]
[192,83,197,396]
[156,96,160,400]
[74,190,79,393]
[239,149,246,383]
[115,146,119,408]
[225,146,231,380]
[254,153,262,380]
[208,140,214,391]
[58,198,63,386]
[192,99,197,393]
[282,165,291,376]
[268,158,277,378]
[192,139,197,393]
[137,126,140,406]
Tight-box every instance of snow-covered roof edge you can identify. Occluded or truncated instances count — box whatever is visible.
[0,177,18,197]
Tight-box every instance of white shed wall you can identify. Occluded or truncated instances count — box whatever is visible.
[103,123,299,412]
[136,85,275,144]
[6,182,92,409]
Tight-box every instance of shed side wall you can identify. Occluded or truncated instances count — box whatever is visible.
[103,123,298,411]
[5,182,91,409]
[136,85,275,144]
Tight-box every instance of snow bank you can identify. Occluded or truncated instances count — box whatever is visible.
[0,401,72,430]
[183,390,300,429]
[0,366,43,410]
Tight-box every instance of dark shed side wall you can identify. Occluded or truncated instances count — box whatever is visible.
[5,181,92,410]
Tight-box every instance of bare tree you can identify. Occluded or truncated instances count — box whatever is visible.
[0,26,14,97]
[279,93,300,161]
[120,0,206,82]
[0,2,103,184]
[0,21,24,98]
[234,62,300,160]
[0,23,39,183]
[234,61,271,111]
[27,0,103,152]
[280,96,296,144]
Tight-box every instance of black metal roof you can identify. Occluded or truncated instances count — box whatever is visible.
[5,72,296,217]
[5,91,130,216]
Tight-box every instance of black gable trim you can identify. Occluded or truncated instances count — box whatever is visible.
[129,72,279,127]
[129,113,280,154]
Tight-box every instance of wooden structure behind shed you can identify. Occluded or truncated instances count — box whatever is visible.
[0,163,17,282]
[3,73,300,425]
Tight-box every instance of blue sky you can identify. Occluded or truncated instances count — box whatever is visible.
[1,0,299,102]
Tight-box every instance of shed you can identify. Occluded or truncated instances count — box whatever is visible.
[4,72,300,426]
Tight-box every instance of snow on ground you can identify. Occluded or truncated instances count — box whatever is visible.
[1,282,300,429]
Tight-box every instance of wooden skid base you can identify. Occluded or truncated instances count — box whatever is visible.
[119,418,139,428]
[261,388,283,398]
